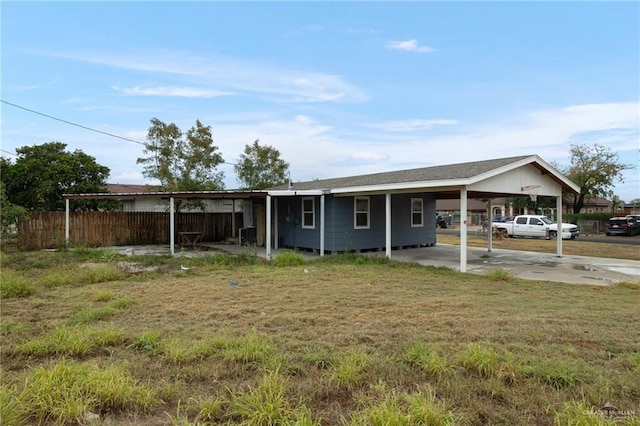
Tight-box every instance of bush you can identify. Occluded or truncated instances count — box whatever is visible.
[13,360,158,424]
[0,269,35,298]
[272,250,306,267]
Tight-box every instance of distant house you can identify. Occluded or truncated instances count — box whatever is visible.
[577,196,613,214]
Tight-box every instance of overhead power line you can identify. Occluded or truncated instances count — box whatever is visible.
[1,99,239,166]
[1,99,146,146]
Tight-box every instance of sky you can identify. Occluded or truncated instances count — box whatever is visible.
[1,1,639,202]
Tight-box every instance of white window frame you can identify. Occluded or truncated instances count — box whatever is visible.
[354,196,370,229]
[302,197,315,229]
[411,198,424,227]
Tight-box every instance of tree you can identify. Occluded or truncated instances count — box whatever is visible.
[0,181,27,238]
[137,118,225,193]
[559,144,633,214]
[1,142,110,211]
[234,140,290,189]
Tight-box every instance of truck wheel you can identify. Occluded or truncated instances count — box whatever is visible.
[548,231,557,240]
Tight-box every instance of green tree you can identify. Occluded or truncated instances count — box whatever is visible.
[559,144,633,214]
[137,118,225,193]
[234,139,290,189]
[1,142,110,211]
[0,181,27,238]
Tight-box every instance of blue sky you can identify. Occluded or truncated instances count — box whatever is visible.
[2,1,639,202]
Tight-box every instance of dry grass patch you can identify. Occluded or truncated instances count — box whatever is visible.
[1,250,639,425]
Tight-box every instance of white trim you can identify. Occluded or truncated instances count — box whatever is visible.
[354,196,370,229]
[302,197,315,229]
[268,189,325,196]
[410,197,424,227]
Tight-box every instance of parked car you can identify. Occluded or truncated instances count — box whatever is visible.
[605,216,640,236]
[492,215,579,240]
[435,213,449,228]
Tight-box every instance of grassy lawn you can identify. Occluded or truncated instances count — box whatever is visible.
[437,233,640,261]
[1,248,639,425]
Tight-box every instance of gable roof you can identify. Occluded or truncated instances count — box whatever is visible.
[270,155,579,197]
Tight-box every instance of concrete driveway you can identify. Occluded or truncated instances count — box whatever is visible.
[386,243,640,286]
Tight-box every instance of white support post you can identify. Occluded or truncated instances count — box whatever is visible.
[266,194,272,260]
[232,199,236,239]
[320,194,325,257]
[385,193,392,259]
[274,198,279,250]
[460,188,468,273]
[170,197,175,256]
[556,195,563,257]
[487,199,492,252]
[65,198,70,247]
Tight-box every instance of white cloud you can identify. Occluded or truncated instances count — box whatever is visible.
[348,152,390,162]
[371,119,458,132]
[385,39,436,53]
[41,49,369,103]
[115,85,233,98]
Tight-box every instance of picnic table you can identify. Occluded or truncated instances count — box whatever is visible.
[178,231,202,249]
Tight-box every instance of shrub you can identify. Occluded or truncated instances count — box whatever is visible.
[227,369,290,425]
[405,342,453,376]
[272,250,306,267]
[329,349,372,388]
[349,386,460,425]
[131,330,162,355]
[458,343,498,377]
[0,269,35,298]
[223,330,278,369]
[533,362,583,389]
[19,325,124,357]
[15,360,158,424]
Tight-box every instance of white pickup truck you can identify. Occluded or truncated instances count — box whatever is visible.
[492,215,579,240]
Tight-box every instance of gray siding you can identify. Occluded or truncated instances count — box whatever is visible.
[276,193,436,252]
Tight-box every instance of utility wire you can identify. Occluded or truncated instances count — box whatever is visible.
[1,99,146,146]
[0,100,239,166]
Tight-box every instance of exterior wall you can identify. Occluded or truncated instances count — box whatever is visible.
[276,193,436,252]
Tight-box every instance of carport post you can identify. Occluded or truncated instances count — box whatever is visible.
[487,199,492,252]
[170,197,175,256]
[65,198,70,247]
[460,188,468,273]
[320,194,325,256]
[266,194,272,260]
[232,199,236,239]
[556,195,563,257]
[385,193,392,259]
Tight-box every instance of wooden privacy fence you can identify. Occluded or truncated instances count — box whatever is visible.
[17,211,244,250]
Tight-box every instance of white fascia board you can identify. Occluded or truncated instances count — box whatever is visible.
[329,179,471,195]
[267,190,327,197]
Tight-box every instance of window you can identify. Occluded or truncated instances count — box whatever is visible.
[411,198,423,227]
[302,197,315,228]
[354,197,370,229]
